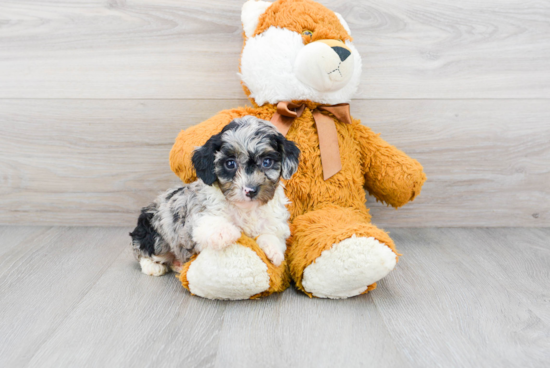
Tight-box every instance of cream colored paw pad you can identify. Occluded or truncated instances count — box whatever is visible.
[140,258,169,277]
[187,244,270,300]
[302,236,397,299]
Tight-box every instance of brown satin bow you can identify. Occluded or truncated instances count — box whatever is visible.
[270,101,352,180]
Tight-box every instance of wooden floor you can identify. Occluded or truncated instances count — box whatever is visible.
[0,227,548,367]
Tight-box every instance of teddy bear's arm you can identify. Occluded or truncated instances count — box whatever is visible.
[170,109,245,183]
[353,121,426,208]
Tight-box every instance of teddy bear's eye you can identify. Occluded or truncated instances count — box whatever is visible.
[302,30,313,37]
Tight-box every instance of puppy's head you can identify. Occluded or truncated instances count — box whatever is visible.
[192,116,300,208]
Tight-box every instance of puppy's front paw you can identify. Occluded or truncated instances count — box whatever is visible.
[207,224,241,250]
[264,247,284,266]
[257,234,285,266]
[193,217,242,251]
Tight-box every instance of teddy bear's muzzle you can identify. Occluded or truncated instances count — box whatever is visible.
[294,39,355,92]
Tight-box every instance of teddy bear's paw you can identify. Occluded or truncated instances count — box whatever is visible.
[186,243,271,300]
[301,236,397,299]
[140,258,169,277]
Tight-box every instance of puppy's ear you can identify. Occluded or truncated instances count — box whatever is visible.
[276,135,301,180]
[192,132,223,186]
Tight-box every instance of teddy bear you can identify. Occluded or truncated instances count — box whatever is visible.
[169,0,426,300]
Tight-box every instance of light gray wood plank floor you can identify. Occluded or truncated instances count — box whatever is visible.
[0,227,548,368]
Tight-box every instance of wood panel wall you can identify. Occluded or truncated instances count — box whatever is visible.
[0,0,549,227]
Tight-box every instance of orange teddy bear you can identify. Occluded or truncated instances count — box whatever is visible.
[170,0,426,299]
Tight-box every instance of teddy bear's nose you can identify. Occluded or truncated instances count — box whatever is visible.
[332,46,351,62]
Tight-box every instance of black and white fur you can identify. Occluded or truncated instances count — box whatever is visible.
[130,116,300,276]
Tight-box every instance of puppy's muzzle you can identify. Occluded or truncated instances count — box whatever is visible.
[243,186,258,199]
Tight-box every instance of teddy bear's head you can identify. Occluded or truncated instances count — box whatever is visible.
[240,0,362,107]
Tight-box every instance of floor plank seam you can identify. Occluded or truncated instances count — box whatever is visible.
[456,229,550,325]
[210,306,230,368]
[22,242,128,368]
[370,291,418,366]
[142,291,193,368]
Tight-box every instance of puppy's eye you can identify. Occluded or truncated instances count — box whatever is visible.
[302,30,313,37]
[262,158,273,168]
[225,159,237,170]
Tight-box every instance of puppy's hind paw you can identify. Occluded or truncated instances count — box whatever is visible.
[140,258,168,276]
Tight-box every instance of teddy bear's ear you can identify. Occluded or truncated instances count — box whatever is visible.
[334,12,351,36]
[242,0,272,38]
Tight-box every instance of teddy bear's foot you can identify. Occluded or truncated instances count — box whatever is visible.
[288,205,399,298]
[301,236,396,299]
[185,244,270,300]
[180,235,290,300]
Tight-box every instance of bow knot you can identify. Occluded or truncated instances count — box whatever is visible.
[270,101,352,180]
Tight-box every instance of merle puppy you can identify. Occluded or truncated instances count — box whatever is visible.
[130,116,300,276]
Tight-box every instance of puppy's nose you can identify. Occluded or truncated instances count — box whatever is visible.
[243,186,258,198]
[332,46,351,62]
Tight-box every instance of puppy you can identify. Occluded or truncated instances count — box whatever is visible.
[130,116,300,276]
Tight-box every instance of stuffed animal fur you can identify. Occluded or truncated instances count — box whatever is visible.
[170,0,426,299]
